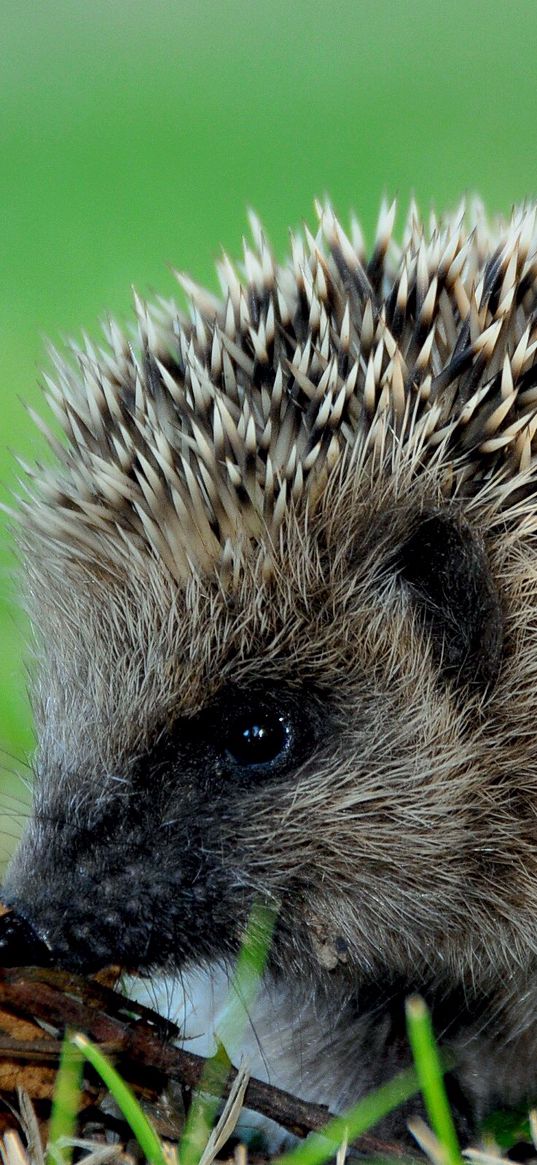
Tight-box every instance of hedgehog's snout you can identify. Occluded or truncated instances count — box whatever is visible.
[0,905,103,974]
[0,884,131,974]
[0,907,54,969]
[0,760,248,976]
[0,903,120,974]
[0,814,162,974]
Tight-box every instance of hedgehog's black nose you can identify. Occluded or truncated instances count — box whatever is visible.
[0,908,53,967]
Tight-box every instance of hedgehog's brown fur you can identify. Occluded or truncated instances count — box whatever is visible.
[6,199,537,1141]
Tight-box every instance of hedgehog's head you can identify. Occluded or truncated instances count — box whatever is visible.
[4,202,537,994]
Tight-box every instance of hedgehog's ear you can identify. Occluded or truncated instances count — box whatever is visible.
[397,511,503,691]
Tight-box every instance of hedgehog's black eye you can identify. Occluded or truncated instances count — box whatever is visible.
[208,686,321,780]
[143,685,320,789]
[224,712,292,770]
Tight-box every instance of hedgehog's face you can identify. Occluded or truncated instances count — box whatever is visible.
[4,477,515,988]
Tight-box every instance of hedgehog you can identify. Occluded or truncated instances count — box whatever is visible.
[4,198,537,1142]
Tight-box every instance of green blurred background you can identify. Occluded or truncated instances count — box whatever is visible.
[2,0,537,857]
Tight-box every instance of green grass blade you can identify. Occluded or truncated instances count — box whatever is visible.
[45,1033,84,1165]
[217,900,278,1048]
[275,1065,420,1165]
[179,900,278,1165]
[405,995,462,1165]
[71,1033,169,1165]
[178,1041,231,1165]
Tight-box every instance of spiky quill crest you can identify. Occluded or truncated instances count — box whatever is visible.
[18,198,537,582]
